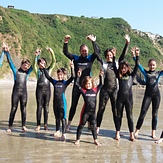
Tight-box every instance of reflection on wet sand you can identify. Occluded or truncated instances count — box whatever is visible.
[0,81,163,162]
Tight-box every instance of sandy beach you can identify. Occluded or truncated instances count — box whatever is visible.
[0,79,163,163]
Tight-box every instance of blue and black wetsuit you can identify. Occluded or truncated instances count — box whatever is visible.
[0,51,5,67]
[113,56,139,133]
[96,43,129,129]
[63,41,101,122]
[5,52,33,127]
[43,68,74,134]
[33,53,55,127]
[76,75,102,140]
[136,65,163,131]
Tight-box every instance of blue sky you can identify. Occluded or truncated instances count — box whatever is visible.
[1,0,163,36]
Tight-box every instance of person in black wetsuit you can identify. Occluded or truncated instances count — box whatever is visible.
[43,61,75,141]
[155,131,163,144]
[3,43,33,132]
[96,34,130,134]
[113,46,140,141]
[74,69,103,146]
[33,47,56,131]
[134,58,163,139]
[63,34,101,131]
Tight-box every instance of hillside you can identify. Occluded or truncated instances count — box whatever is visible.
[0,6,163,78]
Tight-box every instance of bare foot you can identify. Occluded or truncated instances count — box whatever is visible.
[155,138,163,144]
[96,127,100,135]
[74,140,80,145]
[55,134,66,142]
[134,132,138,139]
[115,131,120,141]
[52,131,60,137]
[22,126,28,132]
[6,127,12,133]
[130,136,135,141]
[94,139,101,146]
[44,125,48,131]
[35,126,40,131]
[151,135,157,140]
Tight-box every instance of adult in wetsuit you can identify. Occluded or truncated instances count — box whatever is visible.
[63,34,101,130]
[134,58,163,139]
[74,69,103,146]
[33,47,56,131]
[96,34,130,134]
[113,47,139,141]
[4,44,33,132]
[43,62,75,141]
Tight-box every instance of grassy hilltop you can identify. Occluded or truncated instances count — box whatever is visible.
[0,6,163,78]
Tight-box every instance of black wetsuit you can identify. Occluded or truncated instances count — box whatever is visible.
[5,52,33,127]
[96,43,129,129]
[76,75,102,140]
[63,41,101,122]
[44,68,74,134]
[136,65,163,130]
[113,56,139,132]
[160,131,163,138]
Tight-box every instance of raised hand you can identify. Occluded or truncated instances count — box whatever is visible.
[35,48,41,56]
[64,35,71,43]
[124,34,130,44]
[131,47,136,57]
[135,47,140,56]
[77,68,82,77]
[111,47,116,56]
[86,34,96,42]
[46,46,53,54]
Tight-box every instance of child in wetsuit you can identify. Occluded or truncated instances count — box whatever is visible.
[134,58,163,139]
[74,69,103,146]
[43,61,75,141]
[113,46,140,141]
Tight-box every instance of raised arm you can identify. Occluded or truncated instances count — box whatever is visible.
[46,47,56,75]
[0,50,5,67]
[43,68,54,84]
[63,35,74,60]
[33,48,41,76]
[118,34,130,63]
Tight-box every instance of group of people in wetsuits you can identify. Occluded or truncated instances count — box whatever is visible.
[0,33,163,145]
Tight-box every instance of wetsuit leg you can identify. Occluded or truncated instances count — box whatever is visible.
[43,89,51,125]
[160,131,163,138]
[20,90,27,127]
[54,105,60,131]
[68,85,81,121]
[110,90,117,129]
[89,113,97,140]
[124,100,134,132]
[151,94,160,130]
[96,88,109,127]
[136,95,151,130]
[76,112,89,140]
[36,89,43,126]
[61,118,67,134]
[9,91,19,126]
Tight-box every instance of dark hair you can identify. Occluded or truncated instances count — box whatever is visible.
[79,44,88,51]
[60,67,67,75]
[118,60,131,78]
[21,59,31,65]
[82,76,94,89]
[37,58,47,65]
[57,68,64,74]
[148,58,156,65]
[104,48,113,57]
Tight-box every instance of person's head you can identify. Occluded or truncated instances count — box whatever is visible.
[37,58,47,69]
[79,44,88,57]
[104,48,114,62]
[82,76,94,90]
[21,59,31,71]
[148,59,157,71]
[57,68,64,81]
[119,60,131,78]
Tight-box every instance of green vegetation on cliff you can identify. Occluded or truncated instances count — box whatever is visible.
[0,6,163,78]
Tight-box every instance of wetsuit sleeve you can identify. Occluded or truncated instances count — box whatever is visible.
[5,51,17,77]
[63,43,74,60]
[97,75,103,92]
[33,55,40,77]
[27,65,33,75]
[48,50,56,75]
[65,67,75,86]
[43,68,54,84]
[118,43,129,64]
[131,56,139,78]
[113,56,118,78]
[0,51,5,67]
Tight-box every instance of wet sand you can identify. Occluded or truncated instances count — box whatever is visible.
[0,80,163,163]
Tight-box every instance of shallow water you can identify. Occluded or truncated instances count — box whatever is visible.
[0,80,163,163]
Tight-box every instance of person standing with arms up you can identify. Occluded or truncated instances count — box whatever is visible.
[63,34,101,131]
[33,47,56,131]
[3,43,33,132]
[96,34,130,134]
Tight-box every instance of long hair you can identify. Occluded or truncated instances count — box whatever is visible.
[82,76,95,89]
[37,58,47,65]
[118,60,131,78]
[104,48,113,57]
